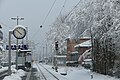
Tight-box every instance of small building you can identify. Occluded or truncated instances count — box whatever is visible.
[66,51,79,66]
[80,49,92,69]
[55,54,66,66]
[75,40,91,55]
[54,41,67,66]
[18,49,32,70]
[66,37,91,66]
[75,40,91,64]
[66,39,78,66]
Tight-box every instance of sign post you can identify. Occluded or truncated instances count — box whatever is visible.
[8,30,13,75]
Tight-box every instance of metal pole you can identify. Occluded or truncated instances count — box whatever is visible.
[55,49,58,72]
[40,50,41,61]
[17,16,19,25]
[16,16,19,70]
[8,31,12,75]
[45,44,47,64]
[51,46,54,66]
[25,27,28,44]
[46,44,47,58]
[43,47,44,62]
[16,39,18,70]
[11,16,24,70]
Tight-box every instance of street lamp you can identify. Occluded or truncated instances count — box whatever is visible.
[11,16,24,25]
[11,16,24,70]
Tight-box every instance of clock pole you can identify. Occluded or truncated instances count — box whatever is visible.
[16,16,18,69]
[11,16,24,70]
[8,24,26,76]
[13,26,26,70]
[16,39,18,70]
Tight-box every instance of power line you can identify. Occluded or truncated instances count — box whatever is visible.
[0,21,13,29]
[58,0,67,16]
[0,22,13,40]
[32,0,81,40]
[41,0,57,26]
[32,0,57,39]
[65,0,81,19]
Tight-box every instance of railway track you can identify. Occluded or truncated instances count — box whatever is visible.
[36,63,59,80]
[0,70,8,80]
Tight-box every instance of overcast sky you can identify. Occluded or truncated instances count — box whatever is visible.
[0,0,79,56]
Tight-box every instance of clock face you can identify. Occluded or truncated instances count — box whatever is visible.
[13,27,26,39]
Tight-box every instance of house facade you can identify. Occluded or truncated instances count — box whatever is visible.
[66,38,78,66]
[75,39,91,64]
[66,37,91,66]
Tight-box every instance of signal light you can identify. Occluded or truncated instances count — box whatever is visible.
[55,41,58,50]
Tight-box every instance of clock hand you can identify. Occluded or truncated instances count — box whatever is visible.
[16,30,22,35]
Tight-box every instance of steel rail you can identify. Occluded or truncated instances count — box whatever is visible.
[38,63,59,80]
[0,70,8,79]
[36,63,47,80]
[36,63,59,80]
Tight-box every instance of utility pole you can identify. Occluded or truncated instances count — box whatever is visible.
[39,50,41,61]
[43,47,45,62]
[55,41,58,72]
[46,44,47,58]
[8,30,13,75]
[45,43,48,64]
[11,16,24,70]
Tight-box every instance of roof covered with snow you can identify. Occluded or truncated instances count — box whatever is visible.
[74,40,91,48]
[71,51,78,54]
[54,55,66,58]
[80,37,91,39]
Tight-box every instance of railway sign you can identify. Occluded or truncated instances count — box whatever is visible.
[6,44,28,50]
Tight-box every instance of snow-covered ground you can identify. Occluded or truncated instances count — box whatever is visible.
[39,63,120,80]
[0,67,8,73]
[2,62,120,80]
[2,66,26,80]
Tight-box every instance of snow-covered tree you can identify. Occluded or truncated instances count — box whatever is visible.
[46,0,120,77]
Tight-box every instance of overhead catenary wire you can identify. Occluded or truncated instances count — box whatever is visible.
[0,21,13,41]
[0,21,13,35]
[32,0,81,40]
[41,0,57,26]
[32,0,67,44]
[65,0,82,19]
[0,21,13,29]
[32,0,57,39]
[58,0,67,16]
